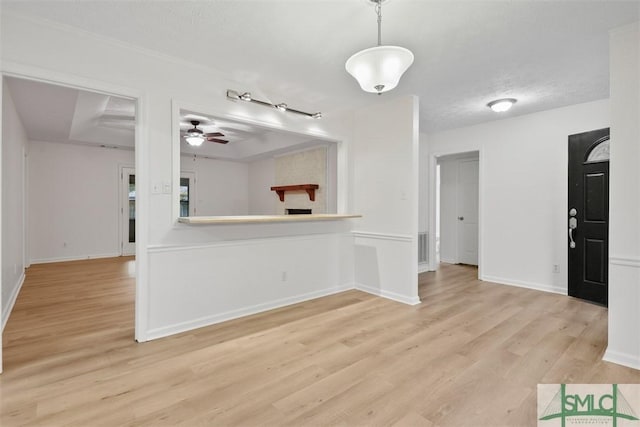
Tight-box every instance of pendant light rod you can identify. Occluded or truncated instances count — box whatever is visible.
[376,1,382,46]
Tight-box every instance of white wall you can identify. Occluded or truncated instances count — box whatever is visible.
[147,233,354,338]
[427,99,610,294]
[604,22,640,370]
[180,155,249,216]
[27,144,249,263]
[28,141,134,263]
[0,11,366,343]
[1,79,27,330]
[353,96,420,305]
[248,157,276,215]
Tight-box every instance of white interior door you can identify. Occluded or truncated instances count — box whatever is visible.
[121,167,136,255]
[456,159,479,265]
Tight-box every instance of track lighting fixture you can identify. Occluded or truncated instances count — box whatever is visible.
[227,90,322,119]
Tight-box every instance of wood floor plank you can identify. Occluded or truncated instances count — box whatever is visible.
[2,259,640,426]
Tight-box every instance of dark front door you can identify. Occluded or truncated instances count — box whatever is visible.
[568,128,610,306]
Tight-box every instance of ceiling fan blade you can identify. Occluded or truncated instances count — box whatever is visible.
[208,138,229,144]
[205,132,224,137]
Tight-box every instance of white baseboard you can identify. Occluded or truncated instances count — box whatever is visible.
[481,274,565,295]
[603,348,640,371]
[352,231,413,242]
[2,271,25,331]
[440,258,456,264]
[145,284,354,341]
[355,283,421,306]
[418,263,432,273]
[31,252,121,264]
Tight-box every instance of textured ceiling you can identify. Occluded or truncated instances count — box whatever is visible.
[179,111,329,161]
[4,77,135,148]
[4,76,320,161]
[3,1,639,132]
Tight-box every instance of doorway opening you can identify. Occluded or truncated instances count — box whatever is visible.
[434,151,480,269]
[1,74,139,371]
[175,107,339,220]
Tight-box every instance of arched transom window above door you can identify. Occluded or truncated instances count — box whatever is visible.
[586,137,610,162]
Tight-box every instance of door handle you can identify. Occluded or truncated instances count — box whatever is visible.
[569,216,577,249]
[458,216,464,221]
[569,228,576,249]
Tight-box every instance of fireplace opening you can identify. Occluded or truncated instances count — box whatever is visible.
[286,208,312,215]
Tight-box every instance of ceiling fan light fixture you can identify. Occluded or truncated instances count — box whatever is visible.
[312,112,322,119]
[487,98,517,113]
[240,92,252,101]
[346,0,414,95]
[185,136,205,146]
[275,103,288,112]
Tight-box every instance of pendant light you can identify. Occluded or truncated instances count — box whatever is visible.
[345,0,414,95]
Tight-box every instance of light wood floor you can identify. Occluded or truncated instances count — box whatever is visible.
[1,258,639,426]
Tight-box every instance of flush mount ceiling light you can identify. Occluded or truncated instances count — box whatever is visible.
[487,98,517,113]
[345,0,414,95]
[226,90,322,119]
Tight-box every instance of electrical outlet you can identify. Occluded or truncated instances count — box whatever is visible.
[553,264,560,273]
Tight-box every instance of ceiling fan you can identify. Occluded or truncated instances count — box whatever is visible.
[184,120,228,146]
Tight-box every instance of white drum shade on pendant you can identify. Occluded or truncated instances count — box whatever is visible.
[345,45,414,94]
[345,0,414,94]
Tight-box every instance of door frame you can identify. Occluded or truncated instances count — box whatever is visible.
[0,62,149,353]
[567,129,610,305]
[428,149,484,277]
[120,166,136,256]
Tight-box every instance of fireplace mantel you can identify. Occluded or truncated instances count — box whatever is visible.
[270,184,319,202]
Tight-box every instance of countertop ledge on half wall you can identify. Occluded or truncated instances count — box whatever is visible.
[177,214,362,224]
